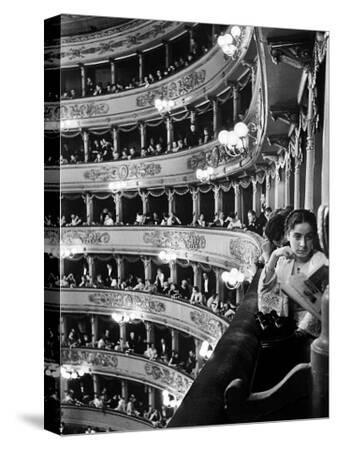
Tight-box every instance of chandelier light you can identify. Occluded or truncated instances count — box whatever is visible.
[162,390,179,408]
[217,25,243,58]
[159,250,177,263]
[221,268,245,290]
[154,98,175,114]
[196,166,214,182]
[199,341,214,360]
[218,121,257,158]
[61,364,92,379]
[111,312,139,323]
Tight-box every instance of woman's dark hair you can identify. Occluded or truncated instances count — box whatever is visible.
[284,209,317,235]
[265,213,287,243]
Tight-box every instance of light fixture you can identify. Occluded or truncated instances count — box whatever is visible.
[61,364,91,379]
[218,121,257,158]
[217,25,243,58]
[199,341,214,360]
[196,166,214,182]
[221,268,245,290]
[162,390,178,408]
[111,312,139,323]
[154,98,175,114]
[159,250,177,263]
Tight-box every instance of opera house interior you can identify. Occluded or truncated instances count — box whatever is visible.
[44,14,329,435]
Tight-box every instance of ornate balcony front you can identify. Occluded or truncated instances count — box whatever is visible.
[61,405,154,431]
[59,348,193,401]
[44,226,263,273]
[44,27,254,130]
[45,288,228,344]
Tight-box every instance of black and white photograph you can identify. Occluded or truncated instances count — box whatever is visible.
[43,13,329,435]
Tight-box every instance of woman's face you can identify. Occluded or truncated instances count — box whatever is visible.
[287,222,315,262]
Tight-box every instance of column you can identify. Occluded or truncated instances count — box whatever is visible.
[321,39,329,206]
[116,256,125,285]
[255,181,263,216]
[236,284,245,305]
[59,257,65,279]
[211,24,217,46]
[138,51,144,84]
[304,71,316,211]
[169,260,177,284]
[143,257,153,282]
[145,321,155,347]
[60,315,66,344]
[87,255,95,281]
[163,40,171,69]
[85,193,93,225]
[192,263,202,290]
[112,126,119,152]
[140,191,149,215]
[166,116,173,150]
[212,98,219,137]
[109,58,116,85]
[113,192,122,224]
[60,376,68,402]
[168,189,175,216]
[91,314,98,346]
[215,268,225,303]
[252,179,258,212]
[294,157,302,209]
[188,27,194,53]
[265,172,271,208]
[121,380,128,401]
[231,82,239,122]
[194,339,202,374]
[81,129,90,163]
[284,156,291,207]
[191,188,200,220]
[148,386,156,409]
[93,374,100,395]
[79,64,86,97]
[139,122,146,149]
[171,329,179,353]
[213,185,223,216]
[120,322,127,345]
[274,165,281,209]
[234,183,242,222]
[189,108,196,125]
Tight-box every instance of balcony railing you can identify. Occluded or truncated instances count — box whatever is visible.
[44,226,263,274]
[45,288,229,344]
[61,405,154,431]
[44,27,254,130]
[60,348,193,401]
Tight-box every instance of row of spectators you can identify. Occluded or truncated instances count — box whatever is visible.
[62,388,175,428]
[47,44,209,102]
[62,326,197,375]
[46,268,237,322]
[45,207,271,236]
[46,124,213,166]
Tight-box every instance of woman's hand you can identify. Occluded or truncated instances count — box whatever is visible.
[274,246,295,260]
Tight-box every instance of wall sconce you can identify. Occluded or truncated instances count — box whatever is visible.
[196,166,214,182]
[221,268,245,290]
[159,250,177,263]
[61,364,92,379]
[199,341,214,360]
[217,25,242,58]
[218,122,257,158]
[154,98,175,114]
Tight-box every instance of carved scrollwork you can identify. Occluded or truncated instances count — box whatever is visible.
[187,145,233,170]
[88,291,166,314]
[189,310,223,340]
[144,362,192,397]
[229,238,261,265]
[61,230,110,245]
[143,230,206,251]
[61,348,118,369]
[84,162,161,182]
[136,70,206,108]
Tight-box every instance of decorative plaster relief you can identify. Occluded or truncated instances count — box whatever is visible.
[143,230,206,251]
